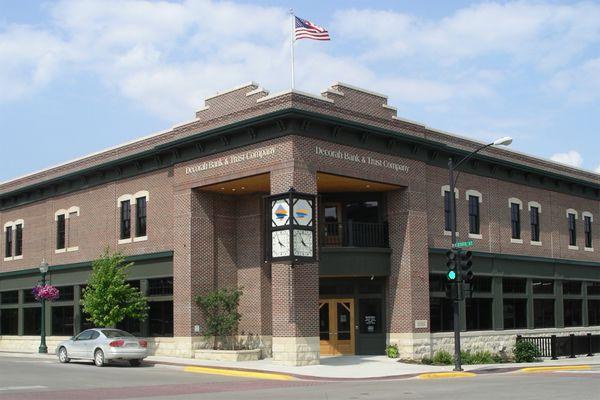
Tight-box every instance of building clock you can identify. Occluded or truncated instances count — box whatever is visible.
[293,230,313,257]
[271,230,290,258]
[266,188,316,263]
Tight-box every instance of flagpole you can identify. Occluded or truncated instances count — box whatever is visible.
[290,8,295,90]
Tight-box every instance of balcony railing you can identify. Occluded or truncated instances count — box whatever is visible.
[321,221,389,248]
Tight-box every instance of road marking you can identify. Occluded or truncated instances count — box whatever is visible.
[418,372,477,379]
[0,386,48,391]
[520,365,592,373]
[183,366,295,381]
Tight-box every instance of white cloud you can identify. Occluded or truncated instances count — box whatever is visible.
[548,58,600,103]
[0,25,66,101]
[595,165,600,174]
[550,150,583,167]
[1,0,600,124]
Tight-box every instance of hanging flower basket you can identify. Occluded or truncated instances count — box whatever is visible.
[32,285,60,301]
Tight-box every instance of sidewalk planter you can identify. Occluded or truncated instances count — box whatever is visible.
[194,348,262,361]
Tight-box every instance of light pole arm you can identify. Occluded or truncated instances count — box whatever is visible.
[450,142,493,187]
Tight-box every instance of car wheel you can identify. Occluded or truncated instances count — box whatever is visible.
[129,359,142,367]
[94,349,106,367]
[58,347,70,363]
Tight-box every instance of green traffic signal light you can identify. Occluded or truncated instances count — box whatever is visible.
[447,270,456,280]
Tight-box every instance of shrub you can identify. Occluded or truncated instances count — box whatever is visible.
[514,340,542,363]
[433,350,454,365]
[195,287,243,350]
[421,356,433,365]
[469,350,497,365]
[386,344,399,358]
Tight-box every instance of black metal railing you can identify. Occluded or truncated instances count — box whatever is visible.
[517,333,600,359]
[321,221,389,248]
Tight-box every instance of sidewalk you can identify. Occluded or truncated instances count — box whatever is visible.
[3,351,599,380]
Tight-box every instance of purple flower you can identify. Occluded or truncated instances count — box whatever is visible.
[32,285,60,301]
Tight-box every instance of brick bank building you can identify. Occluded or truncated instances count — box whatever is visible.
[1,82,599,365]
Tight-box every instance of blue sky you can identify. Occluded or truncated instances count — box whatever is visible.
[1,0,599,182]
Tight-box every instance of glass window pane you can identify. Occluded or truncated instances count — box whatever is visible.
[23,307,41,335]
[149,301,173,337]
[532,279,554,294]
[503,298,527,329]
[23,288,37,303]
[336,302,351,340]
[588,282,600,296]
[56,286,74,301]
[52,306,74,336]
[563,299,582,327]
[319,302,329,340]
[148,278,173,296]
[472,276,492,293]
[116,316,141,336]
[589,300,600,326]
[534,299,555,328]
[503,278,527,294]
[0,290,19,304]
[0,309,18,335]
[563,281,582,295]
[430,297,453,333]
[466,298,493,331]
[359,298,382,334]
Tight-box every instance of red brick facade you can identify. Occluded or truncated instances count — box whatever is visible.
[1,82,598,361]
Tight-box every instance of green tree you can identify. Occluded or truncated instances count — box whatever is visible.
[81,249,148,328]
[195,287,243,350]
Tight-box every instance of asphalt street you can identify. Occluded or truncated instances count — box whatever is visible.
[1,355,599,400]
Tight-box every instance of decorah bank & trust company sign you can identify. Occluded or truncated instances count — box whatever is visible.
[184,146,277,175]
[315,145,409,173]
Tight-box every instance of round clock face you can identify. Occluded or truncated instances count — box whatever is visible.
[271,199,290,227]
[293,230,313,257]
[271,230,290,258]
[293,199,313,226]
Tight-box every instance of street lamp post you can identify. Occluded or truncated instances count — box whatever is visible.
[448,136,512,371]
[38,259,49,354]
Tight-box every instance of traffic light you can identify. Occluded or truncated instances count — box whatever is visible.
[445,249,459,282]
[459,250,473,283]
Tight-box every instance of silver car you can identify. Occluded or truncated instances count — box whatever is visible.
[56,328,148,367]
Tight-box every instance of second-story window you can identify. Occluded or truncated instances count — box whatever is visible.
[584,215,592,248]
[511,203,521,239]
[530,206,540,242]
[56,214,66,250]
[4,227,12,258]
[444,191,452,231]
[568,212,577,246]
[15,223,23,257]
[468,195,480,234]
[120,200,131,240]
[135,196,147,237]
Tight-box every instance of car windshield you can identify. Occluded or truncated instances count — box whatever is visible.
[101,329,135,338]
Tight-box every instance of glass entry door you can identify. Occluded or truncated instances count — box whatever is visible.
[319,299,355,355]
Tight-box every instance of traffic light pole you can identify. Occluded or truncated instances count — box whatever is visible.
[448,157,462,371]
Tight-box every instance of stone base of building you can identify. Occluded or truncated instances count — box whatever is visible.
[430,326,600,356]
[272,336,320,366]
[194,348,262,361]
[387,333,432,360]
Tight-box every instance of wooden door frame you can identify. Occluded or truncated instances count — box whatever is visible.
[319,298,355,356]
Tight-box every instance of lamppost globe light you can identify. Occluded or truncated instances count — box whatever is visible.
[492,136,513,146]
[39,259,49,274]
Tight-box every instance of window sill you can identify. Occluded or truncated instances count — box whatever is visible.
[468,233,482,239]
[3,257,13,262]
[67,246,79,252]
[443,231,459,237]
[133,236,148,242]
[55,248,66,254]
[13,255,23,260]
[530,241,542,246]
[510,238,523,244]
[584,247,594,252]
[118,238,132,244]
[568,245,579,250]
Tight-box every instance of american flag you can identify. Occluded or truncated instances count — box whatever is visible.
[294,16,330,41]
